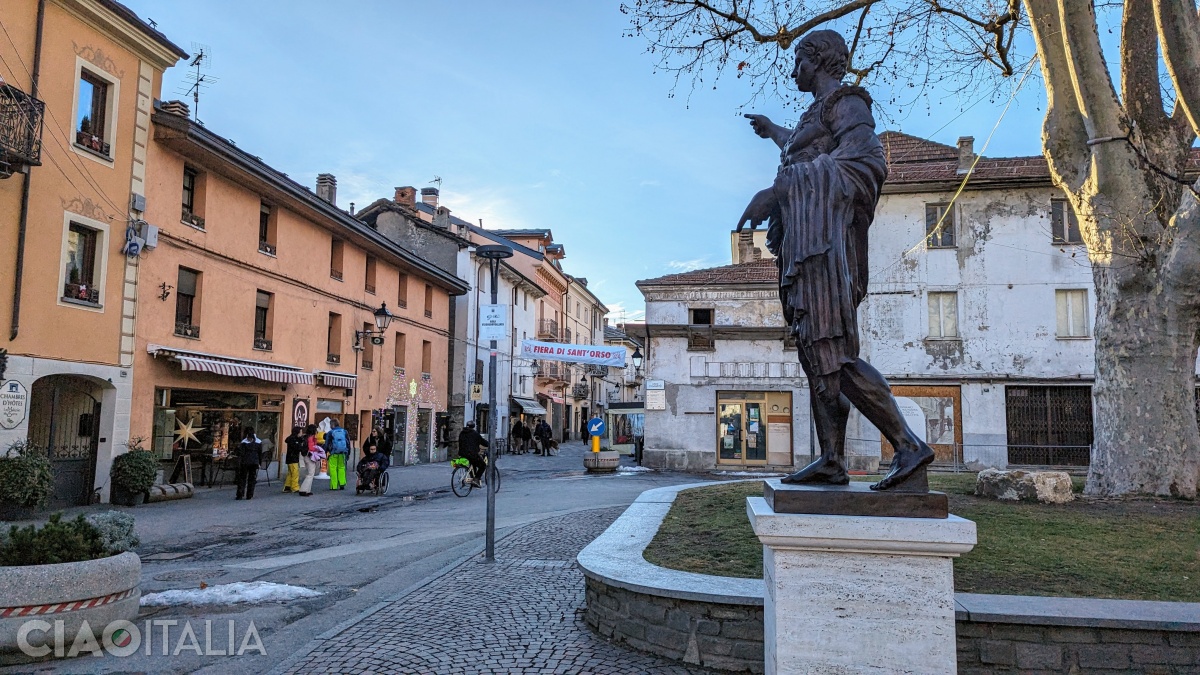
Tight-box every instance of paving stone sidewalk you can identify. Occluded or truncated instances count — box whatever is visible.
[282,507,712,674]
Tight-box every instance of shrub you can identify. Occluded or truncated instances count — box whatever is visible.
[0,439,53,508]
[110,438,158,495]
[84,511,139,554]
[0,513,108,566]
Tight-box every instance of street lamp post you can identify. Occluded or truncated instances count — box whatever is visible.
[476,244,513,563]
[352,303,393,459]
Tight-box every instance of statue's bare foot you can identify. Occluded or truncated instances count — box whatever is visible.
[870,443,935,491]
[781,456,849,485]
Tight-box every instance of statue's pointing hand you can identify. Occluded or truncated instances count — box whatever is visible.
[737,188,776,232]
[744,113,774,139]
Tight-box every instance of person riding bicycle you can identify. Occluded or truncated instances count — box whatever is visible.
[457,420,489,487]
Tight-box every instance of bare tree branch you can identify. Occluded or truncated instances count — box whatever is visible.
[1153,0,1200,137]
[1058,0,1126,141]
[1021,0,1090,192]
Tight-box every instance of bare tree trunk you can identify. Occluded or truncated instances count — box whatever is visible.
[1088,200,1200,498]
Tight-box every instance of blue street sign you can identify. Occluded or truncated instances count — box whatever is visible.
[588,417,606,437]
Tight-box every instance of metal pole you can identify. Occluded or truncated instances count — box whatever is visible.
[485,257,499,563]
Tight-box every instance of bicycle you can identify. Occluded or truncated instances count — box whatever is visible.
[450,456,500,497]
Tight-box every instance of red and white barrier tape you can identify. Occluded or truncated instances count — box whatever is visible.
[0,588,137,618]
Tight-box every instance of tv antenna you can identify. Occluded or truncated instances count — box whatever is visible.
[177,43,218,123]
[430,175,443,189]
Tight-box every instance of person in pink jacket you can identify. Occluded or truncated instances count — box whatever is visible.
[299,424,325,496]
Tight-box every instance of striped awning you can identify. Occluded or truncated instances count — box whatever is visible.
[148,345,313,385]
[511,396,547,415]
[316,371,357,389]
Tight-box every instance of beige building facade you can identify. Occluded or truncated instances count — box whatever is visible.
[132,104,468,483]
[0,0,185,505]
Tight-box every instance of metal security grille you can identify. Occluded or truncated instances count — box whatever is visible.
[1005,385,1093,466]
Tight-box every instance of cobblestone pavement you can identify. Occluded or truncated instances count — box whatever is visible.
[282,507,712,674]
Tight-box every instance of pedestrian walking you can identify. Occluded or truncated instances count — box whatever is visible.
[299,424,323,496]
[510,420,525,454]
[234,427,262,500]
[283,425,304,493]
[536,419,552,456]
[326,419,350,490]
[520,421,532,454]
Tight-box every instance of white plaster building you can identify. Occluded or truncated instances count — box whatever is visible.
[635,132,1161,472]
[458,227,549,442]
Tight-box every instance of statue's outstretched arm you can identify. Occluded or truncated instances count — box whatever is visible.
[744,114,789,150]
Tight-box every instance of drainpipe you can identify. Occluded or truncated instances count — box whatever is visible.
[10,0,45,341]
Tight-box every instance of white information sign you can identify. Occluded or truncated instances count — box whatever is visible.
[646,389,667,411]
[645,379,665,391]
[0,380,28,430]
[480,304,509,344]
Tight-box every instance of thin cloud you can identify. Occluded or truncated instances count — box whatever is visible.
[605,301,645,323]
[666,258,710,272]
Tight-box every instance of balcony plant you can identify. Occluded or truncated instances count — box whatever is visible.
[0,439,53,520]
[110,437,157,506]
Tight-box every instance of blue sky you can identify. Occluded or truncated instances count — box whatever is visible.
[124,0,1054,322]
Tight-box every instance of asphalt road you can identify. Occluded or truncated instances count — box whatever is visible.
[3,442,705,674]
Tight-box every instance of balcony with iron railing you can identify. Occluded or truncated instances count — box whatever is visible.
[571,383,589,399]
[258,240,276,256]
[253,337,272,351]
[535,362,571,382]
[327,353,341,365]
[537,319,559,340]
[330,268,343,281]
[0,83,44,172]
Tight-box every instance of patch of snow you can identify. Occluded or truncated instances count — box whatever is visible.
[616,466,654,473]
[140,581,322,607]
[711,471,787,477]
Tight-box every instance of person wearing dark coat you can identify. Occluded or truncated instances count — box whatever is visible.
[235,427,263,500]
[283,426,304,493]
[457,421,489,487]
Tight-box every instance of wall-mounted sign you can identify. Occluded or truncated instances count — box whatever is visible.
[646,389,667,411]
[292,398,310,429]
[0,380,28,430]
[470,383,483,401]
[645,379,665,390]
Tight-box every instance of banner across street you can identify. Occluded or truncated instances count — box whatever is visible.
[520,340,626,367]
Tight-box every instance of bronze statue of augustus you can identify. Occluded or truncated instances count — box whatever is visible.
[738,30,934,491]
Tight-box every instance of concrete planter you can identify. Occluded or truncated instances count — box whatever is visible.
[0,552,141,654]
[583,450,620,473]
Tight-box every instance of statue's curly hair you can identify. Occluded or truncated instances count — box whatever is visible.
[796,30,849,81]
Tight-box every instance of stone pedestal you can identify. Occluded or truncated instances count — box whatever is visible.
[747,491,976,674]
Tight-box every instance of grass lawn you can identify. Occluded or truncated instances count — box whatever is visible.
[642,474,1200,602]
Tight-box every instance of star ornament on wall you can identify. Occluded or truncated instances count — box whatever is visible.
[174,418,204,448]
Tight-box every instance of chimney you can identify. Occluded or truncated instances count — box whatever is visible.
[433,205,452,230]
[957,136,975,174]
[161,99,190,117]
[316,173,337,205]
[394,186,416,207]
[420,187,439,208]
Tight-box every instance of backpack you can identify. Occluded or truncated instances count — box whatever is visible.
[328,427,349,454]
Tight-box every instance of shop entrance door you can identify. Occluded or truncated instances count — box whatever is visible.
[416,409,432,463]
[716,393,768,466]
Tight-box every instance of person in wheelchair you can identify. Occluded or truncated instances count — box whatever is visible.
[356,443,388,491]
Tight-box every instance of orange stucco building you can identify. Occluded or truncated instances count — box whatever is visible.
[0,0,185,505]
[132,104,468,482]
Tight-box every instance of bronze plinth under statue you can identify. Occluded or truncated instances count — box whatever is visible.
[738,29,935,492]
